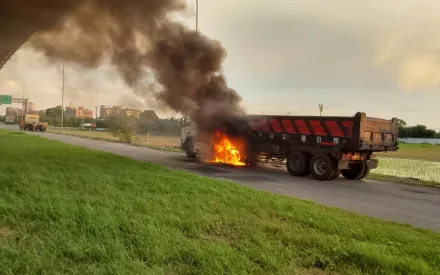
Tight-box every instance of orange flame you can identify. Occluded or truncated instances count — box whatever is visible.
[213,132,246,166]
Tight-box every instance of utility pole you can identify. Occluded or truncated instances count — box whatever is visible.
[94,106,98,122]
[11,76,24,120]
[53,57,65,132]
[61,60,65,132]
[319,103,323,116]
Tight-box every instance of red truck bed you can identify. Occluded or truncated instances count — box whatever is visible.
[247,112,398,153]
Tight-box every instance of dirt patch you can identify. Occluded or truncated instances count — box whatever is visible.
[300,268,331,275]
[202,221,245,243]
[0,227,14,237]
[136,134,180,147]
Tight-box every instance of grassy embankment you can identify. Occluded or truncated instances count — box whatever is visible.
[1,129,439,274]
[46,127,182,152]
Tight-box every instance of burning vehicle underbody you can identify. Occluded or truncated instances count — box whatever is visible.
[181,112,399,181]
[194,132,247,166]
[187,117,254,167]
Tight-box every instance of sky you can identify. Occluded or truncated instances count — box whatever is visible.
[0,0,439,129]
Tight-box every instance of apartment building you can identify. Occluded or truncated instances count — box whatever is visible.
[65,105,94,119]
[99,105,141,119]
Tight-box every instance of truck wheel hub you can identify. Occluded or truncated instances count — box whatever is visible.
[314,159,327,175]
[289,158,302,171]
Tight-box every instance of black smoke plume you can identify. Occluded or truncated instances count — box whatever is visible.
[0,0,245,133]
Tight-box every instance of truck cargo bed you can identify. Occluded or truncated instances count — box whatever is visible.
[247,112,398,153]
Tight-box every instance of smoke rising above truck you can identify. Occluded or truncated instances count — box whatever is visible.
[0,0,245,134]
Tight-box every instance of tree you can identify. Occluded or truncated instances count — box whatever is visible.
[45,106,62,118]
[399,124,437,138]
[96,119,110,129]
[107,116,137,142]
[397,119,407,128]
[67,117,79,127]
[397,118,407,138]
[83,117,93,123]
[139,110,159,121]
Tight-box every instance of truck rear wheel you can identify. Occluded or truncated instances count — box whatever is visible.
[310,155,337,181]
[341,161,367,180]
[329,169,342,180]
[286,152,310,177]
[362,167,371,179]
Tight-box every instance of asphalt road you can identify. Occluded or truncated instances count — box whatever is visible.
[2,124,440,231]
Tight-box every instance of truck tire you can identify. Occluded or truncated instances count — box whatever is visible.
[286,152,310,177]
[358,162,371,180]
[310,155,337,181]
[326,156,341,180]
[329,169,342,180]
[361,167,371,179]
[341,161,367,180]
[185,138,197,159]
[246,154,258,168]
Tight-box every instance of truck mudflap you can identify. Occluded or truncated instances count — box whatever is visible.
[337,157,378,170]
[367,159,378,170]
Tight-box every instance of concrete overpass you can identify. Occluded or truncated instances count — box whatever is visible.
[0,27,34,70]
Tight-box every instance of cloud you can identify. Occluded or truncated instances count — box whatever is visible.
[0,79,22,99]
[0,80,18,89]
[206,0,440,93]
[1,0,440,128]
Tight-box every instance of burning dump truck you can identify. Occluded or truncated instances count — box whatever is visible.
[181,112,399,181]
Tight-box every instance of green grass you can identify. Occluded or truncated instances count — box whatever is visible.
[1,129,440,274]
[372,157,440,186]
[377,143,440,162]
[373,143,440,185]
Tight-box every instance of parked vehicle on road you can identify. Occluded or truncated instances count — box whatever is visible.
[5,116,15,125]
[181,112,399,181]
[23,114,47,132]
[24,114,39,131]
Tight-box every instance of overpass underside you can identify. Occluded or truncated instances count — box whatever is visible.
[0,28,34,71]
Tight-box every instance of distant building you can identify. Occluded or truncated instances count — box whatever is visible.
[5,107,22,118]
[65,106,94,119]
[79,107,94,119]
[99,105,141,119]
[65,106,76,118]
